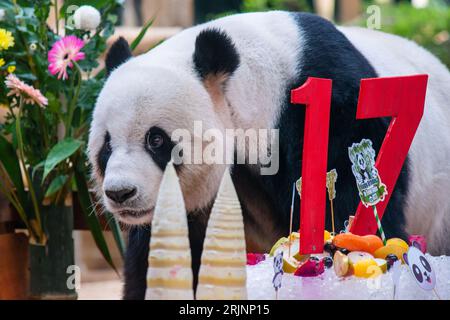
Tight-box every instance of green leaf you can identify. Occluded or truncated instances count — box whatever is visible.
[130,16,156,52]
[45,175,68,197]
[94,16,154,80]
[0,135,26,202]
[31,159,45,180]
[74,161,118,273]
[45,92,61,115]
[43,138,83,181]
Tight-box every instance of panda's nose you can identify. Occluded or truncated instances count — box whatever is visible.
[105,187,137,204]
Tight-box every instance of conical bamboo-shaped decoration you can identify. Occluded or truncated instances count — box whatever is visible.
[145,162,194,300]
[196,169,247,300]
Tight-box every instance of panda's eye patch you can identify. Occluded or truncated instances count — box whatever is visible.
[144,127,175,171]
[420,256,432,272]
[97,131,112,177]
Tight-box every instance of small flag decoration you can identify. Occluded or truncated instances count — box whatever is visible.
[273,252,284,299]
[349,139,388,245]
[326,169,338,235]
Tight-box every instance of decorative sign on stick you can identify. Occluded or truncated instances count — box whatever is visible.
[288,182,296,258]
[296,178,302,199]
[326,169,338,235]
[349,139,387,207]
[404,242,440,299]
[349,139,388,245]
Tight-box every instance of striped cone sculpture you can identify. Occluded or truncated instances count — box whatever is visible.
[196,168,248,300]
[145,162,194,300]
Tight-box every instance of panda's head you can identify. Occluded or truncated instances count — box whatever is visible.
[88,30,240,225]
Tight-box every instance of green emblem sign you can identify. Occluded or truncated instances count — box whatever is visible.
[348,139,387,207]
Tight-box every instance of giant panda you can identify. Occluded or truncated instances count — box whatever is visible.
[88,11,450,299]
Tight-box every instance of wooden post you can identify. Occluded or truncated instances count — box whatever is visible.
[128,0,194,27]
[314,0,336,21]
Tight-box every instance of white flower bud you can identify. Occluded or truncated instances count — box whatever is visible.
[74,5,101,31]
[0,9,5,21]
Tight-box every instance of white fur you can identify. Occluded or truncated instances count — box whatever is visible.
[89,13,450,254]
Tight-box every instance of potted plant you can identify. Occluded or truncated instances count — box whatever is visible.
[0,0,145,299]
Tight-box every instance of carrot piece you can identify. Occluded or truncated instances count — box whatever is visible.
[332,233,384,254]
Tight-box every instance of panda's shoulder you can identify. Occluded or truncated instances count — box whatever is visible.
[195,11,301,46]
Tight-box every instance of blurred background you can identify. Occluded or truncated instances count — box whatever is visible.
[109,0,450,67]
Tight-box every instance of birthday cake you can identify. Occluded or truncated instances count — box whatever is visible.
[145,161,447,300]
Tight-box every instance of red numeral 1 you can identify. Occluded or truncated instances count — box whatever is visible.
[291,77,333,254]
[350,75,428,235]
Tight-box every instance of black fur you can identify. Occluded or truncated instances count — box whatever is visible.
[193,28,240,80]
[105,37,132,76]
[97,132,112,177]
[258,12,408,238]
[123,227,150,300]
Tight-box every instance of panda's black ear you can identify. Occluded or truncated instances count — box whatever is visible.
[193,28,240,82]
[105,37,132,76]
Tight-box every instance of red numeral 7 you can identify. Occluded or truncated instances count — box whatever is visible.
[350,75,428,235]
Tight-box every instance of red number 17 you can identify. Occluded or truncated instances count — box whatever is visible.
[291,75,428,254]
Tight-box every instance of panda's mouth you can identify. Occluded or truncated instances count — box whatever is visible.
[117,207,154,224]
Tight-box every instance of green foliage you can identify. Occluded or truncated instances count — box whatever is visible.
[44,174,68,197]
[242,0,312,12]
[359,3,450,69]
[130,16,155,51]
[74,159,118,274]
[43,138,83,181]
[0,135,25,198]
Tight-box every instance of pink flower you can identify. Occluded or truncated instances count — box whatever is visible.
[48,35,85,80]
[5,74,48,107]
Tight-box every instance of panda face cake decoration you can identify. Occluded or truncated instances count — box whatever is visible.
[404,243,436,292]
